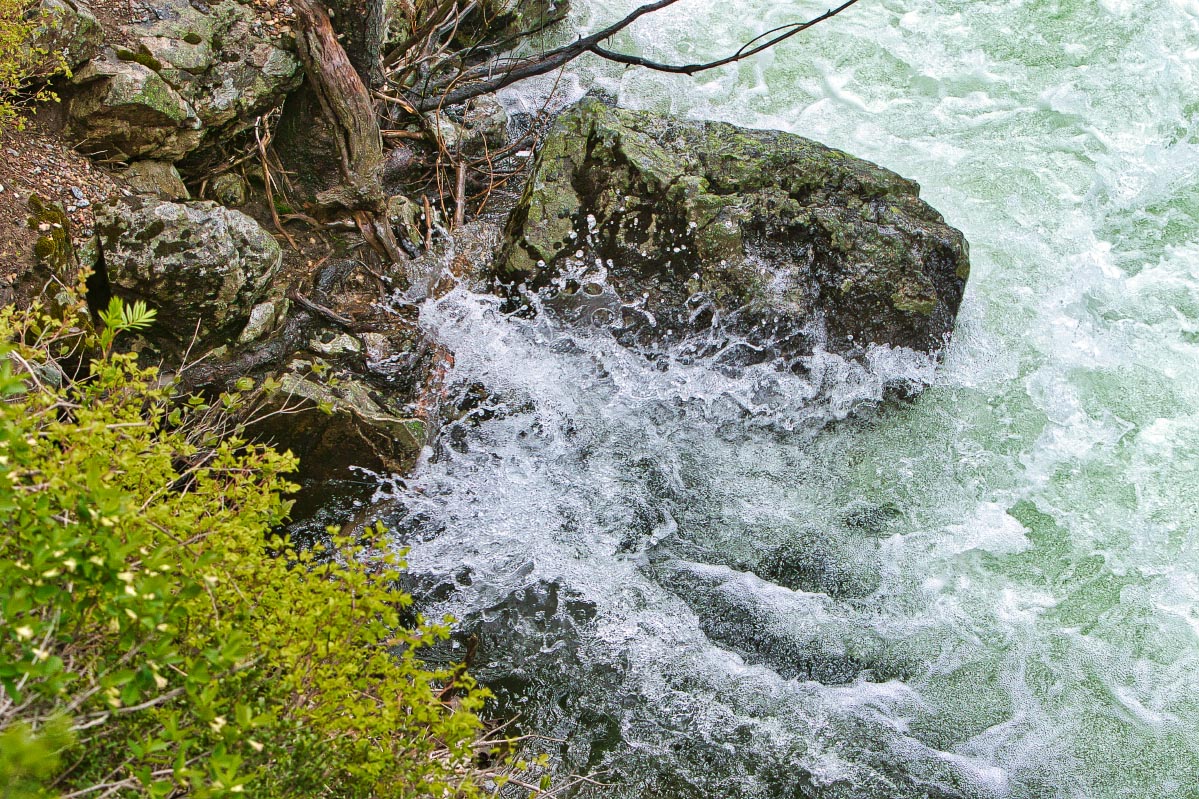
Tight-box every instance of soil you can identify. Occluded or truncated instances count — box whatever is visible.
[0,106,124,307]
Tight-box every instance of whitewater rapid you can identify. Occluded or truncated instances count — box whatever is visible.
[375,0,1199,796]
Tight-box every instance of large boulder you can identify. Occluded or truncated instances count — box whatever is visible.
[248,311,450,481]
[95,197,282,345]
[257,368,431,482]
[67,51,203,161]
[496,98,970,368]
[66,0,300,161]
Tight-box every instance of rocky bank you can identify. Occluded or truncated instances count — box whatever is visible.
[4,0,970,488]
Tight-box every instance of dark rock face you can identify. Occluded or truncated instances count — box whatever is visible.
[95,196,282,345]
[497,98,970,367]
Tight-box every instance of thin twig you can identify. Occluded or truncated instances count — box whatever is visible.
[453,158,466,228]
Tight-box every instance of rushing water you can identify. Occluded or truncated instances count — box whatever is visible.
[375,1,1199,796]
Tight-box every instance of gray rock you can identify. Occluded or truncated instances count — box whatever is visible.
[95,197,282,345]
[423,111,469,151]
[124,160,190,199]
[308,330,363,356]
[65,0,300,161]
[261,369,428,481]
[210,172,248,206]
[462,94,509,154]
[237,299,286,344]
[497,98,970,367]
[67,51,203,161]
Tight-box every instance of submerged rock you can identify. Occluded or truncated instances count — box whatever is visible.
[94,196,281,345]
[67,51,203,161]
[497,98,970,368]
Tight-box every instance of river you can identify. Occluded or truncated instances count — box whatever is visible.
[373,1,1199,796]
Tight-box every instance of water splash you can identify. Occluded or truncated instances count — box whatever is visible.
[376,0,1199,795]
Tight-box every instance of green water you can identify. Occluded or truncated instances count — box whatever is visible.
[396,1,1199,796]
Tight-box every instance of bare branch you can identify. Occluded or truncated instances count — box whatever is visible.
[414,0,861,110]
[414,0,685,110]
[591,0,863,74]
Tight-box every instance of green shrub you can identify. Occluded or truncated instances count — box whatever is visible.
[0,301,488,797]
[0,0,64,131]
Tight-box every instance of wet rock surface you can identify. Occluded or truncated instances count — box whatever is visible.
[498,98,970,368]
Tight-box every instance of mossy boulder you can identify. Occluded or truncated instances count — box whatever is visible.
[496,98,970,367]
[67,51,203,160]
[94,197,281,346]
[18,196,84,314]
[255,367,429,481]
[27,195,74,275]
[26,0,104,70]
[247,307,449,482]
[65,0,300,162]
[142,0,300,140]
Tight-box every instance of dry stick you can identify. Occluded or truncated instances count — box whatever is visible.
[434,153,450,227]
[382,0,459,68]
[373,88,420,115]
[380,129,428,140]
[287,291,355,328]
[256,116,299,250]
[453,158,466,228]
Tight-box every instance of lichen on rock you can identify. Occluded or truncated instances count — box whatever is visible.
[94,196,282,346]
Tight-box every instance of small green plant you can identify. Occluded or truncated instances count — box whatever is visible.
[97,296,156,349]
[0,300,491,797]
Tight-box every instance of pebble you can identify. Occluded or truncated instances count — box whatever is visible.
[77,199,90,208]
[70,187,85,200]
